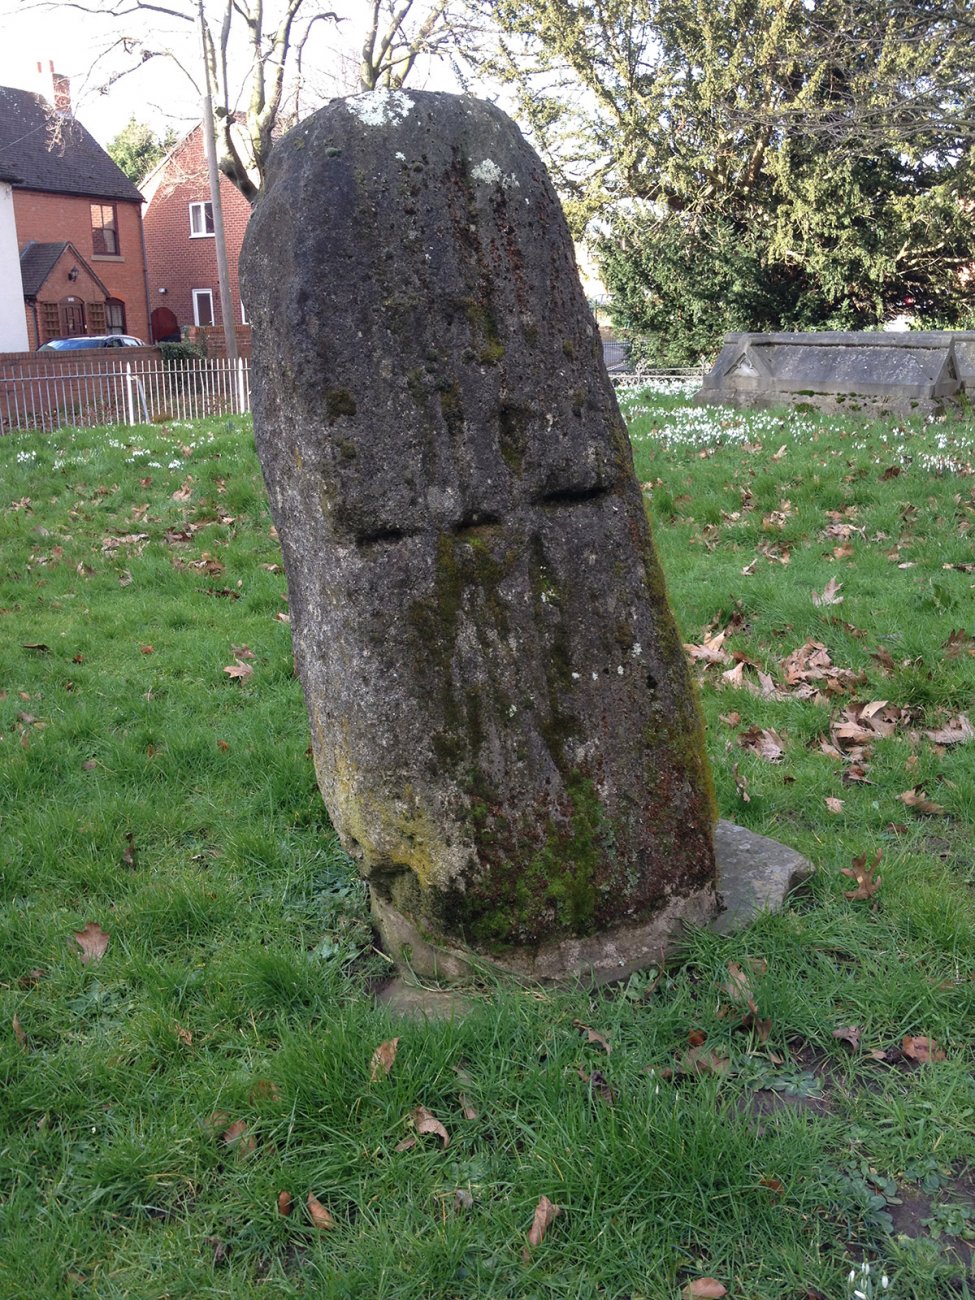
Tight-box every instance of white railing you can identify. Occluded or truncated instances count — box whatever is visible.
[0,356,251,435]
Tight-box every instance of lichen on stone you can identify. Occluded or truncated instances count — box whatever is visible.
[346,89,415,127]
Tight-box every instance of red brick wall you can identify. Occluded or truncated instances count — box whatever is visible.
[143,128,253,341]
[14,191,150,345]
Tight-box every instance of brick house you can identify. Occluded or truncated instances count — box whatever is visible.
[0,77,151,349]
[142,125,252,343]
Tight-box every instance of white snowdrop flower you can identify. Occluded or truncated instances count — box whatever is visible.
[616,664,624,675]
[591,672,599,681]
[631,643,642,658]
[571,672,580,679]
[849,1271,857,1284]
[168,460,181,469]
[395,151,406,160]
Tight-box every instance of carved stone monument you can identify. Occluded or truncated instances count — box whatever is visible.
[242,90,804,986]
[696,330,975,418]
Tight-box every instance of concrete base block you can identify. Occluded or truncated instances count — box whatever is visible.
[370,819,814,1001]
[711,819,815,935]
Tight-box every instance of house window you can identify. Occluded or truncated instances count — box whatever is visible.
[106,298,126,334]
[240,300,248,325]
[189,201,214,237]
[91,203,119,255]
[192,288,215,327]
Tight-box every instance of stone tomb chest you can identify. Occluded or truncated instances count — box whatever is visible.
[695,331,975,417]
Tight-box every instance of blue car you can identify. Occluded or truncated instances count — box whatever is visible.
[38,335,146,351]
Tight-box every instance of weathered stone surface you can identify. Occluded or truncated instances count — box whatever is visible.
[696,331,975,417]
[241,90,717,973]
[711,820,814,935]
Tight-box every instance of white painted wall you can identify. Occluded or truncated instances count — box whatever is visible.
[0,182,28,352]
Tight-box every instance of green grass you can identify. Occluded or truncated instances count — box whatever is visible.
[1,401,974,1298]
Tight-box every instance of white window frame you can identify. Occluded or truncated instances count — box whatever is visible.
[189,201,214,238]
[192,288,215,327]
[240,299,248,325]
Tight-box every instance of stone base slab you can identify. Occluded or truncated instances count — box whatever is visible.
[371,819,814,995]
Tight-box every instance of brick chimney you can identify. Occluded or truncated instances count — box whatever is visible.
[35,60,71,114]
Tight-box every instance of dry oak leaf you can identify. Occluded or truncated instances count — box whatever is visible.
[307,1192,335,1230]
[684,630,732,665]
[413,1105,449,1147]
[222,1119,256,1157]
[812,576,844,606]
[824,797,845,814]
[522,1194,560,1260]
[832,1025,861,1051]
[841,849,882,901]
[71,922,109,963]
[573,1019,612,1054]
[277,1191,294,1217]
[902,1035,946,1064]
[898,788,947,816]
[738,726,786,762]
[370,1037,400,1083]
[683,1280,727,1298]
[923,714,974,747]
[223,660,253,681]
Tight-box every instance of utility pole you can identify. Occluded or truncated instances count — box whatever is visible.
[197,0,239,369]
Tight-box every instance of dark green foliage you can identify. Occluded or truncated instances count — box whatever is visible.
[106,117,177,183]
[490,0,975,361]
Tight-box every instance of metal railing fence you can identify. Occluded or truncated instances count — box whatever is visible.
[0,356,250,435]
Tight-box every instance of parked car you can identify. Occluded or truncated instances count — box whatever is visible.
[38,335,146,351]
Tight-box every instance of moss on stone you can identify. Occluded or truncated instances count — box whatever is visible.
[325,388,357,422]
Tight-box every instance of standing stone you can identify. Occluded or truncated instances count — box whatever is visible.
[241,90,718,982]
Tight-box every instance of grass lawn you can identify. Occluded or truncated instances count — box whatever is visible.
[1,395,974,1299]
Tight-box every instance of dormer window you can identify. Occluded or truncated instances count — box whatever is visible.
[189,201,214,237]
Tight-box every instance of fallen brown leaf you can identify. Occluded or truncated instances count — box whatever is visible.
[840,849,882,901]
[573,1019,612,1054]
[898,788,947,816]
[71,922,109,963]
[683,1279,727,1298]
[394,1136,418,1152]
[307,1192,335,1229]
[223,660,253,681]
[277,1191,293,1217]
[902,1035,946,1064]
[680,1044,732,1076]
[370,1037,400,1082]
[577,1067,615,1106]
[719,711,741,727]
[523,1194,560,1260]
[824,797,845,814]
[175,1023,192,1046]
[738,726,786,762]
[222,1119,256,1157]
[413,1105,449,1147]
[732,762,750,802]
[923,715,974,747]
[812,576,843,606]
[832,1025,861,1051]
[13,1014,27,1050]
